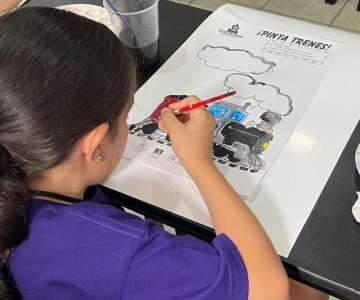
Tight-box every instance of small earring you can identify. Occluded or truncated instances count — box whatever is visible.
[96,155,102,162]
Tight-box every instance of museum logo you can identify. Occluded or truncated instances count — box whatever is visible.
[219,24,243,38]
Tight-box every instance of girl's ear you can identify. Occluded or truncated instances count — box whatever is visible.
[0,0,21,16]
[78,123,110,163]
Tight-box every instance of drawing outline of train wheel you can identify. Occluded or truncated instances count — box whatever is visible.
[228,151,240,163]
[217,159,227,164]
[229,141,250,162]
[213,143,229,158]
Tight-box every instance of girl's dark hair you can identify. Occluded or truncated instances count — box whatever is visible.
[0,7,135,298]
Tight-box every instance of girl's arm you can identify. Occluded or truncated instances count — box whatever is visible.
[159,97,290,300]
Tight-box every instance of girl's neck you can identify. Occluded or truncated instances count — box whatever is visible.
[25,167,86,201]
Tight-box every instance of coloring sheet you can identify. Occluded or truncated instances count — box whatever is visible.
[124,5,343,200]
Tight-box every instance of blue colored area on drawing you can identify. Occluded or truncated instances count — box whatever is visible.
[208,104,230,119]
[229,111,247,122]
[208,104,247,123]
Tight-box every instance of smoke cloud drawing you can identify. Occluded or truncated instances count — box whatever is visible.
[224,73,293,116]
[197,45,276,74]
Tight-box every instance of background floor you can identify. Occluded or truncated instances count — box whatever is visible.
[166,0,360,299]
[170,0,360,33]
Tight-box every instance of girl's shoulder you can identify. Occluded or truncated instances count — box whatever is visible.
[9,200,148,298]
[28,199,147,241]
[10,200,249,300]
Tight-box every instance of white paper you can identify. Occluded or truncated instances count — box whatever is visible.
[353,192,360,223]
[124,7,343,199]
[18,0,27,6]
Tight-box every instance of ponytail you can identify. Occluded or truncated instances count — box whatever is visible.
[0,6,135,298]
[0,146,28,299]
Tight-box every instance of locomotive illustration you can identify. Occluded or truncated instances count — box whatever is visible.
[129,95,280,172]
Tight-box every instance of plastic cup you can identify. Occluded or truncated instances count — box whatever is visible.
[104,0,160,69]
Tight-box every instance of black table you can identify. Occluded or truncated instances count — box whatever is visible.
[23,1,360,299]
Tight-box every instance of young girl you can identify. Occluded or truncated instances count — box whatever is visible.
[0,7,327,300]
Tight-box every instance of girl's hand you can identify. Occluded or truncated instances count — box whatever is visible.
[158,96,216,172]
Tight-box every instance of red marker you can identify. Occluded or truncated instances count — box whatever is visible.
[173,90,236,115]
[133,91,237,127]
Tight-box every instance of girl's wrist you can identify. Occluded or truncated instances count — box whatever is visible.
[184,158,219,179]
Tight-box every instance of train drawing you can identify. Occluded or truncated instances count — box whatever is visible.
[129,95,280,172]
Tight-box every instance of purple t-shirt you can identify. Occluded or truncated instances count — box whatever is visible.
[10,198,248,299]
